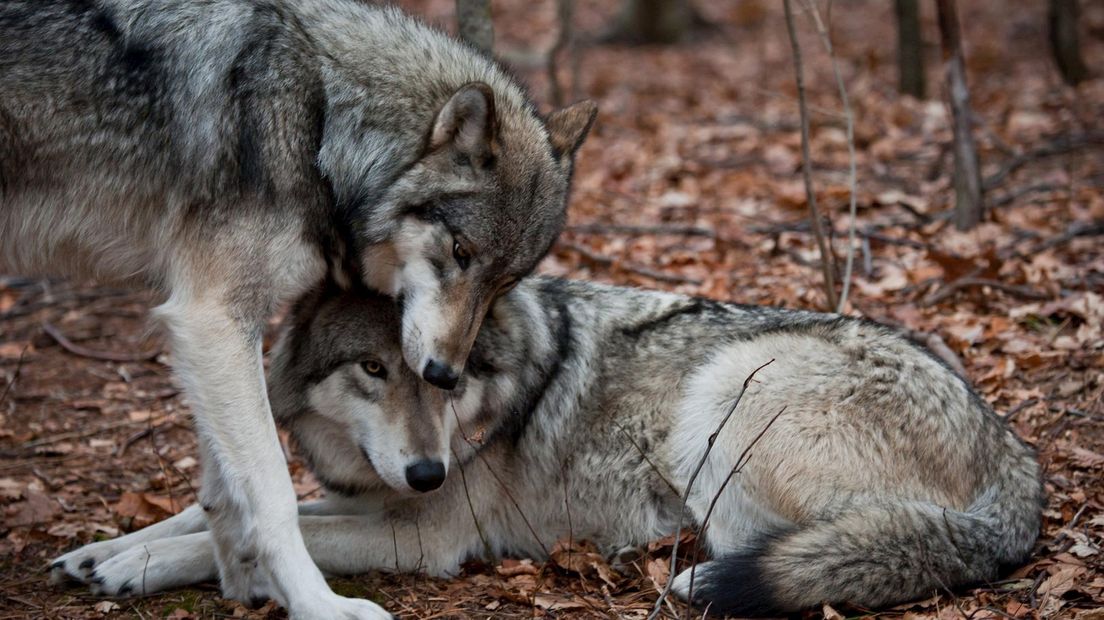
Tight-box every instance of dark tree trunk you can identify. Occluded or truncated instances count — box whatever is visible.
[895,0,926,98]
[936,0,983,231]
[605,0,697,45]
[1049,0,1088,86]
[456,0,493,55]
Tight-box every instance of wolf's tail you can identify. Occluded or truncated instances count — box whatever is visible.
[686,451,1042,616]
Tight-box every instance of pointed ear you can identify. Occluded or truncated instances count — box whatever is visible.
[547,100,598,159]
[429,82,496,161]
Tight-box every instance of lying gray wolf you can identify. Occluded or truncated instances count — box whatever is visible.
[50,277,1043,615]
[2,1,596,616]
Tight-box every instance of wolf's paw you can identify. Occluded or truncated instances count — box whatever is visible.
[49,540,122,585]
[88,534,216,597]
[290,593,396,620]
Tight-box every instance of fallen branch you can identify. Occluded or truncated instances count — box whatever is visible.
[983,132,1104,191]
[1030,220,1104,254]
[783,0,838,310]
[42,322,161,363]
[568,223,715,238]
[559,241,702,286]
[921,276,1053,307]
[648,359,774,620]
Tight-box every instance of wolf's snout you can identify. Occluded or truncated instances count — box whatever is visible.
[405,460,446,492]
[423,360,459,390]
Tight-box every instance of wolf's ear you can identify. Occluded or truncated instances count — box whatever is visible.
[547,100,598,159]
[429,82,496,162]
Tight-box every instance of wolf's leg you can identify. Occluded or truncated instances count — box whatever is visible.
[156,290,393,620]
[50,498,344,584]
[89,512,476,597]
[50,504,208,583]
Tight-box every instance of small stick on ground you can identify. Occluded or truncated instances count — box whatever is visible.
[647,359,774,620]
[42,322,160,363]
[568,223,716,238]
[559,240,702,286]
[783,0,838,310]
[0,344,29,410]
[920,276,1052,307]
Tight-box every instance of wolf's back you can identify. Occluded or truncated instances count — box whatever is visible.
[688,433,1042,615]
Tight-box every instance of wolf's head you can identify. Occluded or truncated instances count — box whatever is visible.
[269,284,493,496]
[344,84,596,389]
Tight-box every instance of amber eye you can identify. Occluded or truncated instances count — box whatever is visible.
[360,360,387,379]
[453,241,472,270]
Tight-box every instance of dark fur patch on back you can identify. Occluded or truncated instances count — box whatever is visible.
[619,299,712,338]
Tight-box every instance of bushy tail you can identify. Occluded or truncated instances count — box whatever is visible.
[689,455,1043,616]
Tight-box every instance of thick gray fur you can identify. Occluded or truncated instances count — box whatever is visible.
[54,277,1043,615]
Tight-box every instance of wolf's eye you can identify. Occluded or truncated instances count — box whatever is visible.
[453,241,472,270]
[500,278,518,294]
[360,360,388,379]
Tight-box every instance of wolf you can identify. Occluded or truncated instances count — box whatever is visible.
[3,1,596,616]
[50,277,1044,615]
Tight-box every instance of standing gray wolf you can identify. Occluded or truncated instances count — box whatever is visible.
[51,277,1044,615]
[2,1,596,616]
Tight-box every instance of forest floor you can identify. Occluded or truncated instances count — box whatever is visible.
[2,0,1103,618]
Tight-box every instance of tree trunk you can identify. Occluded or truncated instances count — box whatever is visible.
[1049,0,1088,86]
[606,0,695,45]
[456,0,493,55]
[895,0,926,98]
[936,0,983,231]
[547,0,577,107]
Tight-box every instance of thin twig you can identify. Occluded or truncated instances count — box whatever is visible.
[451,445,493,562]
[802,0,857,313]
[684,406,786,614]
[559,241,702,286]
[783,0,837,310]
[568,223,716,238]
[0,344,29,410]
[983,132,1104,191]
[450,402,550,558]
[41,322,160,363]
[921,277,1052,306]
[647,359,775,620]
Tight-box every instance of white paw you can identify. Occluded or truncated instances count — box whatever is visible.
[88,534,217,597]
[50,539,122,585]
[290,593,396,620]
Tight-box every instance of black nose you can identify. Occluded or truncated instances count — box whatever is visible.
[405,460,446,493]
[422,360,459,390]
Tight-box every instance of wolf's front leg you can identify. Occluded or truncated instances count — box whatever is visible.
[156,295,393,620]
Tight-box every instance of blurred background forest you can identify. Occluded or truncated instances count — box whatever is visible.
[2,0,1102,618]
